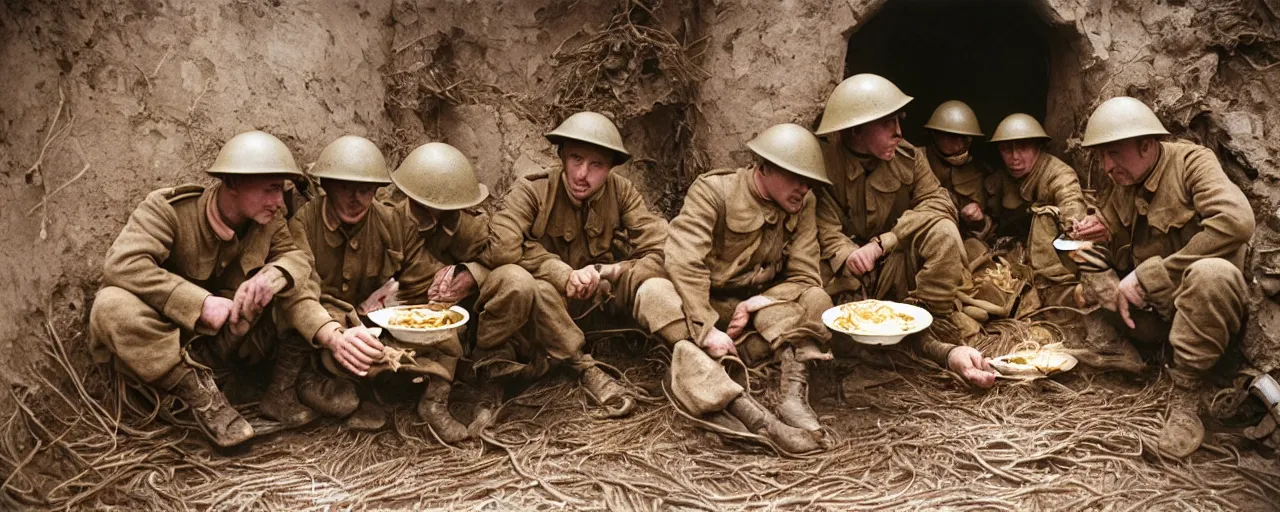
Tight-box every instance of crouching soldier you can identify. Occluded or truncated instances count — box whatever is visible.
[813,73,996,388]
[921,100,993,240]
[484,111,687,417]
[290,138,487,442]
[1073,97,1254,458]
[982,114,1095,308]
[89,130,361,447]
[664,123,834,455]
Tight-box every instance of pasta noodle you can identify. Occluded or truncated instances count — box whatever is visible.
[387,308,463,329]
[831,300,918,334]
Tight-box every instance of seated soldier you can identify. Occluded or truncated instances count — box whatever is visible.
[921,100,994,240]
[483,111,687,417]
[664,123,834,455]
[1073,97,1254,459]
[89,131,366,448]
[985,113,1096,307]
[813,73,996,388]
[289,138,481,442]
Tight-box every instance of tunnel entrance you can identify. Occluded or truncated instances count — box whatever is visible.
[845,0,1053,165]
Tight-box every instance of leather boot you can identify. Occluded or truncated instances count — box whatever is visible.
[776,346,822,432]
[416,376,469,443]
[297,357,360,418]
[258,334,318,427]
[346,398,388,431]
[578,363,636,418]
[157,360,254,448]
[726,393,824,455]
[1157,367,1206,459]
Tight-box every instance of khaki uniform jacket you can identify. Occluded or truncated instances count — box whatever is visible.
[926,146,990,234]
[290,196,436,325]
[816,139,958,275]
[989,152,1087,228]
[665,167,824,343]
[1099,141,1254,304]
[485,167,667,298]
[100,183,333,342]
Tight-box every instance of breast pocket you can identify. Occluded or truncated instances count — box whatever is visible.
[721,212,765,271]
[366,249,404,281]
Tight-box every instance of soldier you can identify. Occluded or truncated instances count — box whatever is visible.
[664,123,834,455]
[1073,96,1254,458]
[922,100,993,238]
[484,112,687,417]
[288,138,477,441]
[89,130,368,448]
[987,114,1093,307]
[813,73,996,388]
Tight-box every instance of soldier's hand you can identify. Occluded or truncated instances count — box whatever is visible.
[1072,215,1110,243]
[726,295,776,338]
[199,296,234,332]
[359,278,401,315]
[1115,271,1146,330]
[845,242,884,275]
[231,267,282,326]
[430,266,476,304]
[948,346,997,389]
[320,324,385,377]
[565,265,602,300]
[960,203,985,222]
[703,328,738,359]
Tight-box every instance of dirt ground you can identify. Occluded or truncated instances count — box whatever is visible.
[4,0,1280,509]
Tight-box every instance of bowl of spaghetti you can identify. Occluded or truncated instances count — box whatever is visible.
[367,305,469,344]
[821,300,932,345]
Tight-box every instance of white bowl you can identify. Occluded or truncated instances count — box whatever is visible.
[367,305,469,345]
[822,300,933,345]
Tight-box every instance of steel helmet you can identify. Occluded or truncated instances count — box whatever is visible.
[924,100,983,137]
[815,73,913,135]
[545,111,631,164]
[1081,96,1169,147]
[990,114,1050,142]
[207,130,303,177]
[390,142,489,210]
[747,123,832,185]
[308,135,392,184]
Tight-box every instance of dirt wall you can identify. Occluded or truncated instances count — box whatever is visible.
[2,0,1279,389]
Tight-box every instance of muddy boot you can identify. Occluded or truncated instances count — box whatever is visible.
[1156,368,1206,459]
[776,346,822,432]
[258,335,318,427]
[297,359,360,418]
[468,386,503,438]
[158,361,254,448]
[345,399,388,431]
[416,376,469,443]
[579,364,636,418]
[727,393,823,455]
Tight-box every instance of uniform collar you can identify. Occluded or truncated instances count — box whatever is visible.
[205,183,237,242]
[736,166,794,229]
[1141,143,1169,194]
[320,195,371,247]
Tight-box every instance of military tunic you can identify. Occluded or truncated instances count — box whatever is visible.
[90,183,335,383]
[925,145,991,236]
[990,152,1089,305]
[1097,141,1253,372]
[484,167,687,354]
[665,166,832,359]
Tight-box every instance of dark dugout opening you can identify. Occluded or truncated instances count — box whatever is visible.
[845,0,1052,166]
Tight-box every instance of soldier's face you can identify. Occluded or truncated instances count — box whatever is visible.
[560,141,614,201]
[847,112,904,161]
[1098,138,1158,186]
[998,140,1040,178]
[225,175,287,225]
[758,164,810,214]
[932,132,971,156]
[322,179,379,225]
